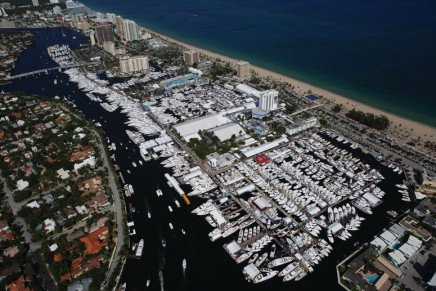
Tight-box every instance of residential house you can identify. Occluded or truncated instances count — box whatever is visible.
[78,175,104,196]
[86,192,108,212]
[6,275,31,291]
[80,226,108,255]
[0,219,14,241]
[69,145,94,162]
[63,206,77,219]
[3,246,19,257]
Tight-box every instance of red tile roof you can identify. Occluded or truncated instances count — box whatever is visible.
[80,226,108,255]
[7,275,31,291]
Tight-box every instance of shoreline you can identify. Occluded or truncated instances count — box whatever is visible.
[138,25,436,144]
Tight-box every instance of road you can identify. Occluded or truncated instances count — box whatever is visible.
[92,128,126,289]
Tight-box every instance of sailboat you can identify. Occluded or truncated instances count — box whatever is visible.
[61,28,66,37]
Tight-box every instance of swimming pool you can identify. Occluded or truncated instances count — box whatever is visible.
[363,273,379,284]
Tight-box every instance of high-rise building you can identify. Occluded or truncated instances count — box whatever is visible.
[259,89,279,112]
[183,50,200,66]
[95,22,114,46]
[89,31,96,46]
[32,0,39,6]
[115,16,124,37]
[236,61,250,79]
[119,55,149,74]
[80,20,90,31]
[103,41,116,56]
[65,0,75,9]
[123,19,139,41]
[106,13,117,24]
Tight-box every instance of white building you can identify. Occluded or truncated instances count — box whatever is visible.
[240,136,289,158]
[286,117,317,136]
[103,41,116,56]
[43,219,56,233]
[0,3,11,9]
[66,0,75,9]
[388,250,407,266]
[379,230,397,246]
[106,13,117,24]
[173,113,230,141]
[32,0,39,6]
[123,19,139,41]
[259,89,278,111]
[206,152,237,168]
[207,122,245,141]
[119,55,149,74]
[235,84,261,98]
[16,179,29,191]
[370,237,388,252]
[407,235,422,250]
[399,243,416,258]
[49,0,60,3]
[52,6,62,15]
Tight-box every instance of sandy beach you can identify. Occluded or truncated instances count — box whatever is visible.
[141,26,436,145]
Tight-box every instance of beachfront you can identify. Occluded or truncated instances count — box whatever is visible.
[139,26,436,146]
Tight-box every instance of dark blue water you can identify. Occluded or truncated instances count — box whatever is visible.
[81,0,436,127]
[1,28,413,291]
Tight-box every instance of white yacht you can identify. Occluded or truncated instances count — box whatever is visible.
[253,271,278,283]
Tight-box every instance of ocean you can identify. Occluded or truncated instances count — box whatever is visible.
[81,0,436,127]
[1,28,412,291]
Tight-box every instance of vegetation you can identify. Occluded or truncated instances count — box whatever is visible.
[270,121,286,135]
[148,46,183,67]
[346,109,390,130]
[319,118,329,127]
[187,131,238,159]
[208,63,233,80]
[332,104,343,113]
[285,103,298,114]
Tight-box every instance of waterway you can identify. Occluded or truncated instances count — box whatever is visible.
[1,28,413,291]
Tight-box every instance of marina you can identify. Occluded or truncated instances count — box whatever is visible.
[1,27,415,291]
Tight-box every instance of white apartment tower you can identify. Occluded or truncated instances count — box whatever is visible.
[32,0,39,6]
[89,30,96,46]
[183,50,200,66]
[259,89,279,112]
[106,13,117,24]
[119,56,149,74]
[123,19,139,41]
[236,61,250,79]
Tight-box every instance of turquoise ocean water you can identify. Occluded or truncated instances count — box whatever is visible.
[81,0,436,127]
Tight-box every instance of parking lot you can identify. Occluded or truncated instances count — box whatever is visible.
[396,242,436,290]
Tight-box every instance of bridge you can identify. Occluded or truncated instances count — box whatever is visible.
[4,62,99,80]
